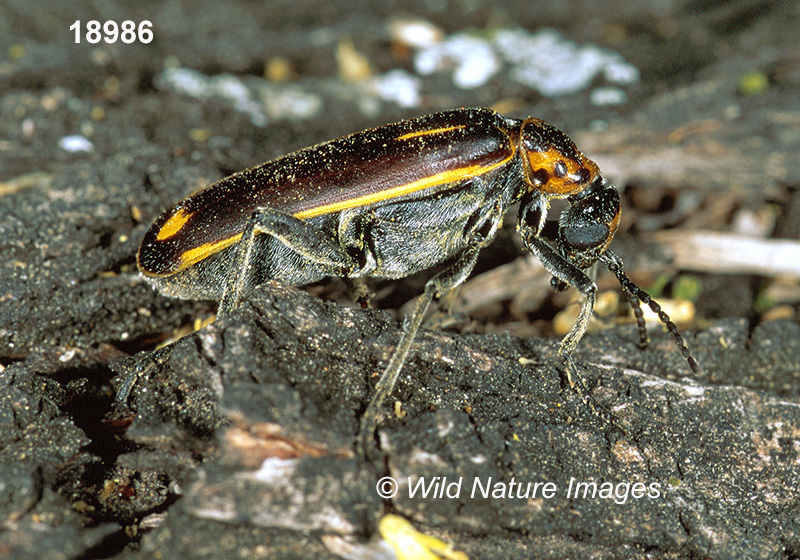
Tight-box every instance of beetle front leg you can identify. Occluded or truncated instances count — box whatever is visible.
[219,208,359,316]
[521,234,597,390]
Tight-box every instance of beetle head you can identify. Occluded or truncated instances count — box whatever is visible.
[556,177,621,269]
[519,117,601,197]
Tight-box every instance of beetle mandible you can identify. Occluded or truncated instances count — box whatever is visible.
[128,107,698,449]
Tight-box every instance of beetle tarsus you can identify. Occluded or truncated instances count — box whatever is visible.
[560,355,613,424]
[116,345,172,404]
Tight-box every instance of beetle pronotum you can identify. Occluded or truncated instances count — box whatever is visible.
[127,107,698,451]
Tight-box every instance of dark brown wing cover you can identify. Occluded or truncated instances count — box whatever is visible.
[138,108,517,277]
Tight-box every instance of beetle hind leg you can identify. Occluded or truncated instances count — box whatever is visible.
[219,207,360,316]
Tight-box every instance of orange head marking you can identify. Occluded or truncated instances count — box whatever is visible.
[519,118,600,197]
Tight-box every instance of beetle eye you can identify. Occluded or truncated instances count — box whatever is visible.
[531,168,549,185]
[574,167,591,184]
[554,160,567,178]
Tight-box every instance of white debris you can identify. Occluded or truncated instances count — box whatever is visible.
[388,18,444,49]
[590,86,628,106]
[414,33,501,89]
[494,28,639,97]
[59,135,94,153]
[158,67,210,98]
[364,69,422,108]
[156,67,268,126]
[256,84,323,121]
[411,26,639,98]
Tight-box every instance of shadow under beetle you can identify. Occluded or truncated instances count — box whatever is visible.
[128,107,699,453]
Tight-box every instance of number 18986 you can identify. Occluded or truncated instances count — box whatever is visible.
[70,20,153,44]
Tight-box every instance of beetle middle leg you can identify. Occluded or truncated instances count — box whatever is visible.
[422,285,468,330]
[358,243,484,457]
[357,195,506,456]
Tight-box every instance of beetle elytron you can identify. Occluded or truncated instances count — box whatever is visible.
[129,107,698,450]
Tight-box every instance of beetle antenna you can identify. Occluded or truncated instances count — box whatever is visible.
[621,283,649,350]
[602,253,699,374]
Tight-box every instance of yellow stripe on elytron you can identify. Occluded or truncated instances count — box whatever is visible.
[178,232,243,270]
[157,208,195,240]
[294,149,515,220]
[394,124,466,141]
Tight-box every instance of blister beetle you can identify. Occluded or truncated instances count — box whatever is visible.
[129,107,698,451]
